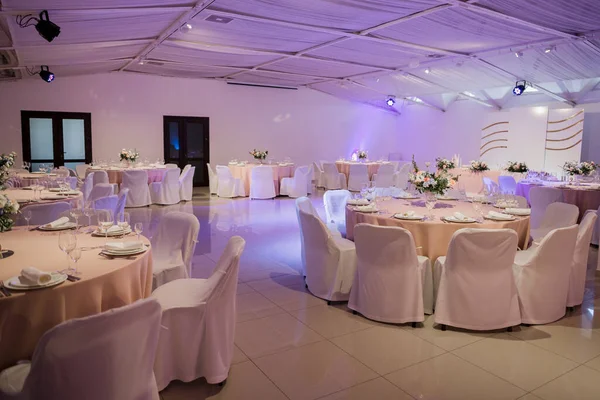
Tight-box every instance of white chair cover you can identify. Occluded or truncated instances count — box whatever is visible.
[115,188,129,218]
[312,161,325,188]
[482,177,500,193]
[513,225,578,324]
[216,166,245,198]
[179,166,195,201]
[54,167,70,178]
[92,170,109,186]
[75,164,89,179]
[394,163,411,189]
[93,195,118,214]
[15,202,72,226]
[584,205,600,245]
[150,168,181,205]
[530,202,579,242]
[181,164,191,176]
[372,163,395,188]
[323,189,351,237]
[0,298,162,400]
[322,163,347,190]
[80,172,94,204]
[299,209,357,301]
[280,165,309,198]
[388,161,400,172]
[121,170,151,207]
[347,164,370,192]
[152,236,245,389]
[512,195,529,208]
[498,176,517,195]
[529,186,563,229]
[349,224,431,323]
[151,212,200,290]
[434,228,520,330]
[88,183,115,203]
[207,164,218,195]
[165,163,178,169]
[567,212,597,307]
[249,166,276,199]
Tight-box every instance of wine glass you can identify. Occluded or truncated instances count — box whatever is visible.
[134,223,143,241]
[472,201,485,222]
[117,212,130,231]
[83,202,95,228]
[70,209,83,232]
[58,231,77,272]
[97,210,114,239]
[425,193,437,220]
[69,248,82,275]
[22,209,32,230]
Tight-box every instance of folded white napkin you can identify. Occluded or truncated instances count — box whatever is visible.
[44,217,70,228]
[488,211,513,220]
[347,198,369,205]
[453,212,469,221]
[506,208,531,215]
[402,210,415,217]
[100,225,124,234]
[19,267,52,285]
[104,241,143,252]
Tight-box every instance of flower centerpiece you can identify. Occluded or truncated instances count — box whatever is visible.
[506,161,528,173]
[469,160,489,172]
[0,194,19,232]
[249,149,268,163]
[119,149,139,163]
[563,161,597,176]
[0,152,17,190]
[357,150,368,161]
[409,156,457,196]
[435,157,455,171]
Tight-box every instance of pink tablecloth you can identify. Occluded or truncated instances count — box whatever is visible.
[228,164,294,196]
[5,189,84,211]
[335,161,381,181]
[516,182,600,221]
[16,172,59,188]
[346,198,530,261]
[87,168,167,185]
[0,228,153,369]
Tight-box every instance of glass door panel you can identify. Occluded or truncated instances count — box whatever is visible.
[29,118,54,162]
[164,116,209,187]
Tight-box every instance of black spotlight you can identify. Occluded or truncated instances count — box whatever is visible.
[39,65,55,83]
[513,80,526,96]
[35,11,60,42]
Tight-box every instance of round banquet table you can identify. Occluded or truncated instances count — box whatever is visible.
[16,172,58,188]
[4,188,84,211]
[86,166,167,185]
[346,198,530,262]
[0,227,152,369]
[335,161,383,181]
[516,181,600,221]
[228,163,294,196]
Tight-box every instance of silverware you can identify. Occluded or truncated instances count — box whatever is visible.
[0,281,11,297]
[29,225,41,231]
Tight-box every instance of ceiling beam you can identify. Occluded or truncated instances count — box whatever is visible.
[575,78,600,102]
[345,79,445,112]
[0,6,193,16]
[308,86,401,115]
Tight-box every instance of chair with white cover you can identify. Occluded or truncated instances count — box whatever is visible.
[280,166,310,198]
[312,161,325,188]
[322,163,347,190]
[0,298,162,400]
[583,205,600,245]
[511,195,529,208]
[92,170,118,194]
[323,189,351,237]
[207,164,218,195]
[54,167,70,178]
[529,186,563,229]
[249,166,276,199]
[530,202,579,242]
[372,163,395,188]
[179,166,196,201]
[482,177,500,194]
[216,166,245,198]
[165,163,178,169]
[498,176,517,195]
[75,164,89,180]
[394,163,411,189]
[298,208,357,303]
[93,195,118,214]
[434,228,520,331]
[349,224,432,323]
[151,212,200,290]
[150,168,181,205]
[306,164,314,194]
[567,212,597,307]
[152,236,245,389]
[347,164,370,192]
[88,183,115,203]
[121,170,152,207]
[115,188,129,218]
[80,172,94,203]
[513,225,578,324]
[15,202,71,226]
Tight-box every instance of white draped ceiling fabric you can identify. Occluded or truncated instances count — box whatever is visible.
[1,0,600,111]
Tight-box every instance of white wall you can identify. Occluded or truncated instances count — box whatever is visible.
[0,73,400,167]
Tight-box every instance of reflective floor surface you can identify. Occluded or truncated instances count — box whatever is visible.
[127,188,600,400]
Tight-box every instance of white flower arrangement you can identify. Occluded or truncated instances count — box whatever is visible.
[0,194,19,232]
[506,161,528,173]
[469,160,489,172]
[435,157,455,171]
[249,149,268,160]
[119,149,139,162]
[409,156,457,195]
[357,150,368,160]
[0,152,17,189]
[563,161,597,176]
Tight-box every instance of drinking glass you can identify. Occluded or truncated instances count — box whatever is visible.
[117,212,130,231]
[134,223,143,241]
[69,248,82,275]
[23,210,32,230]
[472,201,485,222]
[83,202,95,228]
[98,210,114,239]
[425,193,437,220]
[58,231,77,272]
[70,209,83,232]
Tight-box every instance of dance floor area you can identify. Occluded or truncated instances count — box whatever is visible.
[125,188,600,400]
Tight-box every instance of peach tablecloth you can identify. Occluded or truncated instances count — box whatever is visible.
[335,161,382,181]
[228,163,294,196]
[346,198,530,261]
[87,167,167,185]
[5,189,84,210]
[0,228,152,369]
[447,169,502,194]
[16,172,58,187]
[516,182,600,221]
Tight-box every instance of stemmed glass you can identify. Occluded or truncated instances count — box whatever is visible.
[70,208,83,232]
[424,193,437,220]
[134,223,143,241]
[83,202,95,229]
[58,231,77,273]
[22,210,32,230]
[97,210,114,239]
[69,248,82,275]
[472,201,485,222]
[117,212,130,231]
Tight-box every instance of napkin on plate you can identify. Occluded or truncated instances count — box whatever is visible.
[105,225,124,233]
[401,211,416,217]
[19,267,52,285]
[104,241,143,252]
[506,208,531,215]
[487,211,513,220]
[347,198,369,206]
[44,217,70,228]
[453,212,470,221]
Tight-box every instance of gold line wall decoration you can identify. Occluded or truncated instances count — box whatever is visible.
[545,140,583,151]
[482,121,508,131]
[481,130,508,140]
[480,146,507,157]
[480,138,508,150]
[547,110,584,124]
[545,129,583,142]
[546,119,583,133]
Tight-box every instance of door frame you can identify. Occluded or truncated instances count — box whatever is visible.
[21,110,92,167]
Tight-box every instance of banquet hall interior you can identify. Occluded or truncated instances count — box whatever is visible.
[2,0,600,399]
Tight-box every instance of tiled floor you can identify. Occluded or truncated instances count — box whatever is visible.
[128,188,600,400]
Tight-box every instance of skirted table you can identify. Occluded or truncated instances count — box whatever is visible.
[335,161,383,181]
[227,163,294,196]
[86,167,167,185]
[5,188,84,211]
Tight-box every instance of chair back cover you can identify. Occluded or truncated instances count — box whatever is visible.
[350,224,424,323]
[374,163,395,187]
[322,162,342,190]
[81,172,94,203]
[87,184,114,203]
[151,168,181,205]
[17,202,72,226]
[93,195,118,213]
[122,170,151,207]
[55,167,70,178]
[567,212,597,306]
[529,186,563,228]
[538,202,579,231]
[180,166,196,201]
[20,298,162,400]
[92,170,110,186]
[435,228,520,330]
[249,166,275,199]
[498,176,517,194]
[181,164,191,176]
[323,189,350,235]
[115,188,129,217]
[295,197,318,274]
[348,164,370,191]
[395,163,411,189]
[513,195,528,208]
[151,212,200,275]
[75,164,89,179]
[482,177,500,193]
[165,163,178,169]
[206,163,217,195]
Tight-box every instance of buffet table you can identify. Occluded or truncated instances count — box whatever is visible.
[0,228,153,369]
[86,166,167,185]
[227,163,294,196]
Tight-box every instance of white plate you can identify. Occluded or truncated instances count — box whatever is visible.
[41,196,66,200]
[92,228,131,237]
[354,207,379,213]
[436,196,458,201]
[443,216,477,223]
[393,195,419,200]
[5,272,68,290]
[484,215,516,221]
[504,209,531,216]
[38,222,77,231]
[493,203,510,209]
[393,214,424,220]
[347,199,370,206]
[102,247,147,256]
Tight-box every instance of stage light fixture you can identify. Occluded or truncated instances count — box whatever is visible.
[513,80,526,96]
[424,68,431,74]
[514,51,523,58]
[16,10,60,42]
[180,23,193,33]
[386,97,396,106]
[39,65,54,82]
[544,46,555,54]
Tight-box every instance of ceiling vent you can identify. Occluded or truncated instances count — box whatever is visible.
[205,15,233,24]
